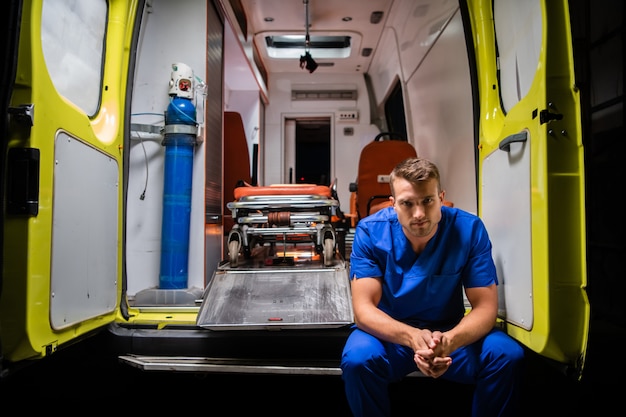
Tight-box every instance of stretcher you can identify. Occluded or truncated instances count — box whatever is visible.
[225,183,341,267]
[195,182,353,331]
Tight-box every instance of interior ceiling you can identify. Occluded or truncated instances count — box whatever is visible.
[225,0,453,90]
[238,0,394,74]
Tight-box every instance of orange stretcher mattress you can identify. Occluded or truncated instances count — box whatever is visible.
[233,184,332,200]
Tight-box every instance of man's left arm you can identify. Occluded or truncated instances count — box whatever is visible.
[437,284,498,357]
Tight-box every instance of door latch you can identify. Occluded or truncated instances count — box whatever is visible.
[8,103,34,127]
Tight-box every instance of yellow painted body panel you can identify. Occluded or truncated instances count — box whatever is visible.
[120,309,201,328]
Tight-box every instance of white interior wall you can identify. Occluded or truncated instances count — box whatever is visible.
[405,10,477,213]
[225,89,260,171]
[263,73,379,207]
[369,3,477,213]
[223,18,262,176]
[368,26,403,113]
[126,0,207,295]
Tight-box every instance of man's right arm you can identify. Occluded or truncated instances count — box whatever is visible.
[351,276,430,352]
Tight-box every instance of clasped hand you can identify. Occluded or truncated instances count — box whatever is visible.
[413,329,452,378]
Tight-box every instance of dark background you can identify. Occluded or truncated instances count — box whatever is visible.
[0,329,620,416]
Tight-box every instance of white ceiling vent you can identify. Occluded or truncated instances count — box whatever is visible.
[291,89,357,101]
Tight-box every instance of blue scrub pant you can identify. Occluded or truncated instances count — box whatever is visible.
[341,327,524,417]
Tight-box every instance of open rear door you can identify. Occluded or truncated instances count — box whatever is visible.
[0,0,136,367]
[467,0,589,378]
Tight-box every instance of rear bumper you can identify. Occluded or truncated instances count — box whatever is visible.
[106,322,352,375]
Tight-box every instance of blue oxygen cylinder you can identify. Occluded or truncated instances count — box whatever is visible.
[159,63,197,290]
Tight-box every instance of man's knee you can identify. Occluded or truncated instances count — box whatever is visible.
[341,346,381,373]
[489,330,525,367]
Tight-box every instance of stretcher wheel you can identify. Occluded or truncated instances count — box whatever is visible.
[323,238,335,266]
[229,239,241,267]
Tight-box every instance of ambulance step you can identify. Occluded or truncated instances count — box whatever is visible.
[118,355,343,375]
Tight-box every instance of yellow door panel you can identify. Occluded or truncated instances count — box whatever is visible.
[468,0,589,378]
[0,0,137,363]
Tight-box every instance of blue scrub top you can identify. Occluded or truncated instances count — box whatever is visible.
[349,205,498,331]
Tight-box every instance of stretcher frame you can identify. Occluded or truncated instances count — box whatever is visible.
[226,184,341,267]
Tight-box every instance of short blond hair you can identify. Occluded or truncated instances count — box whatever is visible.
[389,157,441,196]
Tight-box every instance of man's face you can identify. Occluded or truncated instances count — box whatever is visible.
[391,177,444,240]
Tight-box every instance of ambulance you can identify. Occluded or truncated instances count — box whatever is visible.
[2,0,610,383]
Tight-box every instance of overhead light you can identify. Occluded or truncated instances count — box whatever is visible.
[265,35,351,59]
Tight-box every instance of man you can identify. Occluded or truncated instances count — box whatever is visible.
[341,157,524,416]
